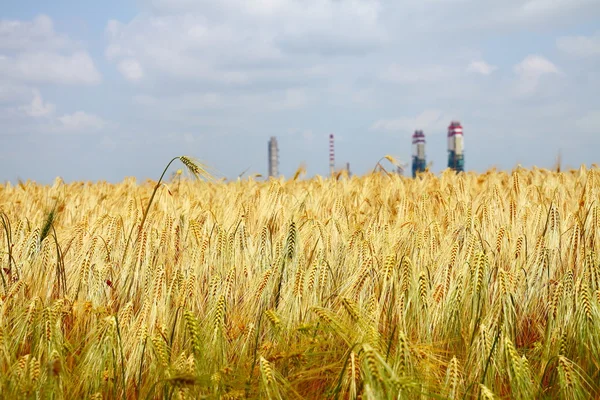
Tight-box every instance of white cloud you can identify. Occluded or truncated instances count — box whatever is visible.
[0,15,101,86]
[0,15,73,51]
[105,1,384,85]
[146,0,383,42]
[557,32,600,57]
[271,0,385,55]
[371,110,450,134]
[513,54,560,95]
[57,111,106,132]
[106,15,263,83]
[117,59,144,82]
[0,52,101,85]
[467,61,497,75]
[514,55,559,76]
[19,89,55,117]
[0,87,110,136]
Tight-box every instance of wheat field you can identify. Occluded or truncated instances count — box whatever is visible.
[1,159,599,399]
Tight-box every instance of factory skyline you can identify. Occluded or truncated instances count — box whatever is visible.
[267,121,465,178]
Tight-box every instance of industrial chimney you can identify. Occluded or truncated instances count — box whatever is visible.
[268,136,279,177]
[329,134,335,176]
[412,130,426,177]
[447,121,464,172]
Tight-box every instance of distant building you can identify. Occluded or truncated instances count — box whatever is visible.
[329,134,335,176]
[447,121,464,172]
[268,137,279,177]
[412,130,426,177]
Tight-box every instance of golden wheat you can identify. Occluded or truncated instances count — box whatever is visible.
[0,166,598,399]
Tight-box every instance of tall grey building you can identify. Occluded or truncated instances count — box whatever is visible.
[268,137,279,177]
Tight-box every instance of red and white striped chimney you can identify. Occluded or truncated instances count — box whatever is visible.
[329,133,335,176]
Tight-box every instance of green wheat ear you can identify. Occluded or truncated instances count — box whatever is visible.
[179,156,213,181]
[39,206,56,245]
[120,155,213,272]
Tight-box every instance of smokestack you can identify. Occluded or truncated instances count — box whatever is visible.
[329,134,335,176]
[412,130,426,177]
[268,136,279,177]
[447,121,464,172]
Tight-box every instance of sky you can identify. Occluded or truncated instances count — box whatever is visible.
[1,0,599,183]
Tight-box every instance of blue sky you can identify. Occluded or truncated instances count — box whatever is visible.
[1,0,599,183]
